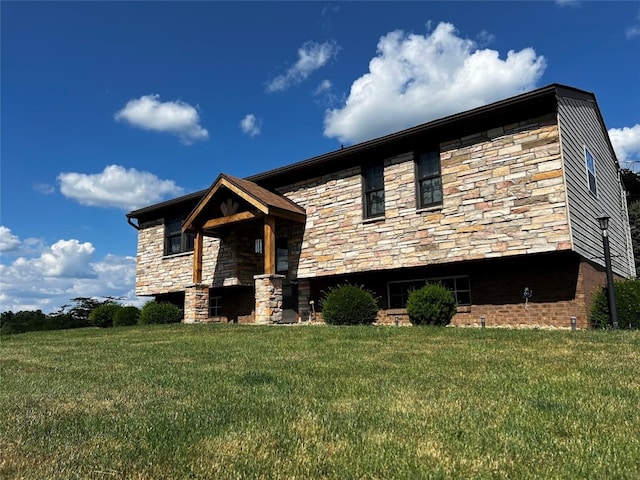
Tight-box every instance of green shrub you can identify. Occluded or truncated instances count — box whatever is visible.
[406,283,457,326]
[89,303,122,328]
[113,306,140,327]
[320,284,379,325]
[138,302,183,325]
[590,278,640,329]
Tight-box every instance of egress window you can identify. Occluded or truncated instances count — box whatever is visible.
[585,147,597,196]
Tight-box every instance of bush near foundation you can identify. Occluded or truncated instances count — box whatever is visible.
[138,302,183,325]
[590,278,640,329]
[88,303,122,328]
[321,284,379,325]
[113,306,141,327]
[406,283,457,326]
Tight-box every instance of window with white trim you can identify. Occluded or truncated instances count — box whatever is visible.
[388,276,471,308]
[585,147,597,196]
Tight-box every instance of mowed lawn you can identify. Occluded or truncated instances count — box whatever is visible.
[1,325,639,479]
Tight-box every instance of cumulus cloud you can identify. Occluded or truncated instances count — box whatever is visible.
[323,22,546,144]
[114,94,209,144]
[240,114,262,137]
[609,124,640,171]
[0,231,142,313]
[266,40,340,93]
[0,226,20,252]
[58,164,184,211]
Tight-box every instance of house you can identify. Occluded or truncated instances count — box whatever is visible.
[126,84,636,328]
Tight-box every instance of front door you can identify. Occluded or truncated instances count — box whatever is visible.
[277,237,298,323]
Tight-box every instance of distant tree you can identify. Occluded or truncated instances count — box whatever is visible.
[58,296,123,323]
[621,169,640,205]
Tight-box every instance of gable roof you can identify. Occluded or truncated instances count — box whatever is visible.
[181,173,305,234]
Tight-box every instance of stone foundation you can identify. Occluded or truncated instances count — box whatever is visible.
[184,283,209,323]
[254,274,285,324]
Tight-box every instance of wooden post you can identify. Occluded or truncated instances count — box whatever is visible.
[264,216,276,275]
[193,229,203,283]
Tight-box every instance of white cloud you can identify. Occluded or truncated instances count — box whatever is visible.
[314,79,333,95]
[626,25,640,39]
[33,182,55,194]
[0,226,20,252]
[555,0,580,6]
[609,124,640,171]
[114,94,209,144]
[323,22,546,144]
[58,164,184,211]
[240,114,262,137]
[0,232,143,313]
[266,40,340,93]
[34,239,96,278]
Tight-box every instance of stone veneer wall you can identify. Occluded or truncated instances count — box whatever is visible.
[135,224,221,296]
[279,116,571,279]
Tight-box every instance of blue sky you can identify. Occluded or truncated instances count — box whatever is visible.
[1,1,639,313]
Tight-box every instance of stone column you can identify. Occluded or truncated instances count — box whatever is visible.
[184,283,209,323]
[254,274,285,324]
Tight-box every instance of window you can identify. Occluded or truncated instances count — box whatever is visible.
[276,237,288,275]
[164,216,194,255]
[585,147,597,196]
[388,276,471,308]
[363,164,385,219]
[416,150,443,208]
[209,296,222,317]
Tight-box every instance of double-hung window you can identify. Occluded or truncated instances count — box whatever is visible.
[416,150,443,208]
[164,216,194,255]
[585,147,597,196]
[363,164,385,219]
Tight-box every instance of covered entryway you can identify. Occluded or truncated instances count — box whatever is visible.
[180,173,306,324]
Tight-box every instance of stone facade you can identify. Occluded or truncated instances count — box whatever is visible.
[280,115,570,280]
[130,104,628,329]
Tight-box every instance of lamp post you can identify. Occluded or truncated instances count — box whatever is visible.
[597,215,618,329]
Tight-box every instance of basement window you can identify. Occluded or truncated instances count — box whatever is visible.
[388,276,471,308]
[209,296,222,317]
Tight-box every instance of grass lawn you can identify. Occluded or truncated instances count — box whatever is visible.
[1,324,639,479]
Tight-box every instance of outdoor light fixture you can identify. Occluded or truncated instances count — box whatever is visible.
[480,316,486,328]
[570,316,577,331]
[596,214,618,329]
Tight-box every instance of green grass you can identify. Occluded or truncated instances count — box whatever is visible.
[1,325,639,479]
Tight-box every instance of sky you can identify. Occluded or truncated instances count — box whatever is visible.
[1,1,639,313]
